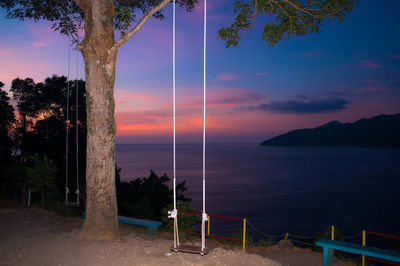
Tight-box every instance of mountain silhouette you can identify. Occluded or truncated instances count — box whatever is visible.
[260,113,400,147]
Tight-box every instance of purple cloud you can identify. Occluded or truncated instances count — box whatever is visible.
[360,59,383,69]
[255,72,268,76]
[247,96,351,114]
[217,73,242,81]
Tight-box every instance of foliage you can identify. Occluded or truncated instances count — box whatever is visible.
[314,225,343,251]
[161,201,201,231]
[27,154,58,208]
[0,82,15,184]
[258,238,276,246]
[0,0,198,42]
[1,163,29,204]
[116,170,190,220]
[218,0,354,47]
[9,75,86,202]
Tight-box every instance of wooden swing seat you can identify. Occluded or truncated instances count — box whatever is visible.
[65,202,80,207]
[171,245,209,256]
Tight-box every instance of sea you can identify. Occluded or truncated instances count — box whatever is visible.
[115,143,400,242]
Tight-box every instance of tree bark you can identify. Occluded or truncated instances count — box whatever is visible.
[78,0,120,241]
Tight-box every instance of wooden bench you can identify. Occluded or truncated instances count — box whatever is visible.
[118,216,162,236]
[316,239,400,266]
[82,212,162,236]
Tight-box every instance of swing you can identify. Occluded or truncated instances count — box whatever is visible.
[64,40,80,207]
[168,0,209,255]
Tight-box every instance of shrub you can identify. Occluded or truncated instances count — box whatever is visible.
[116,170,190,220]
[27,154,57,208]
[161,202,201,231]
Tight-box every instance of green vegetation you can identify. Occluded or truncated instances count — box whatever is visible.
[27,154,57,208]
[0,76,197,227]
[161,202,200,231]
[116,170,191,221]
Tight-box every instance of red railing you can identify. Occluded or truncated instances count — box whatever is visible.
[185,231,243,242]
[365,231,400,266]
[366,231,400,240]
[178,210,244,221]
[178,210,245,244]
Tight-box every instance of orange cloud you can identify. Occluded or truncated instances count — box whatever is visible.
[115,89,157,105]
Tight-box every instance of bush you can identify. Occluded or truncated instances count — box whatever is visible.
[116,170,190,221]
[1,163,29,205]
[161,202,201,231]
[258,238,276,247]
[27,154,57,208]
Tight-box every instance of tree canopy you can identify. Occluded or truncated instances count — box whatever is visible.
[0,0,354,47]
[0,0,198,42]
[218,0,354,47]
[0,82,15,164]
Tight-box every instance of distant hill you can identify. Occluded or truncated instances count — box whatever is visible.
[260,113,400,147]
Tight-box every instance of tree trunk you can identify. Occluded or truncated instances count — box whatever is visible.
[79,0,120,241]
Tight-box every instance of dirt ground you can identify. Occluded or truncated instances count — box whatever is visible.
[0,202,356,266]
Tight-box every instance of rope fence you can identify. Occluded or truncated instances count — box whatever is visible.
[178,208,400,265]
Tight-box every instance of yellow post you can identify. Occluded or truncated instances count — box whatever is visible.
[362,230,366,266]
[329,225,335,264]
[284,233,289,241]
[242,219,247,252]
[207,215,210,236]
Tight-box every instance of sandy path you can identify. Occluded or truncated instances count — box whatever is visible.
[0,205,355,266]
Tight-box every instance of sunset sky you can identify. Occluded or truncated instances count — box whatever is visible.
[1,0,399,143]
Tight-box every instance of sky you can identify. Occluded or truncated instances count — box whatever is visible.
[0,0,399,143]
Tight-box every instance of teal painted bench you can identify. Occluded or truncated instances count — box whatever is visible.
[118,216,162,236]
[82,212,162,236]
[316,239,400,266]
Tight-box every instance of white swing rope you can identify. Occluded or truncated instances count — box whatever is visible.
[201,0,208,253]
[64,39,80,207]
[65,40,71,206]
[75,45,80,206]
[168,0,180,249]
[168,0,208,253]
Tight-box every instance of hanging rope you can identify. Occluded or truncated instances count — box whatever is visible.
[247,221,287,239]
[169,0,208,254]
[201,0,208,253]
[342,231,362,239]
[75,47,80,206]
[169,0,180,249]
[64,39,80,207]
[65,39,71,206]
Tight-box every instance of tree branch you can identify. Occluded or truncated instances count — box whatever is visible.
[110,0,171,54]
[238,0,258,40]
[73,0,84,12]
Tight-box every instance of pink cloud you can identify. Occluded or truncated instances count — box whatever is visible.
[358,86,387,93]
[360,59,383,69]
[256,72,268,76]
[115,89,157,105]
[0,44,62,88]
[390,54,400,59]
[182,0,232,23]
[217,73,241,81]
[32,41,50,48]
[179,86,264,108]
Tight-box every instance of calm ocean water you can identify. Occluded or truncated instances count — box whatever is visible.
[115,143,400,238]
